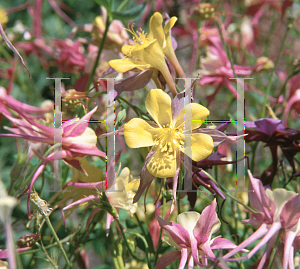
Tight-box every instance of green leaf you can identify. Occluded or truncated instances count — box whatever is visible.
[115,109,126,128]
[111,3,145,20]
[94,0,110,11]
[126,218,138,229]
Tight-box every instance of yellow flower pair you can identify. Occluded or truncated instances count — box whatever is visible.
[109,12,185,97]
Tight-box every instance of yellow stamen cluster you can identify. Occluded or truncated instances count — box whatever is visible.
[126,24,149,46]
[153,123,184,155]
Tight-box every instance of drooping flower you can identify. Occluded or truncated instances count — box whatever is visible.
[61,161,139,234]
[245,118,300,185]
[147,12,185,79]
[109,13,179,97]
[0,106,105,218]
[223,170,300,269]
[198,39,253,103]
[155,199,244,269]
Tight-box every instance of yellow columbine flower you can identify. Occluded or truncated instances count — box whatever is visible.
[106,164,140,215]
[109,20,177,97]
[0,8,8,25]
[148,12,185,78]
[124,89,214,178]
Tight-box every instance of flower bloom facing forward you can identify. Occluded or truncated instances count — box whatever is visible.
[155,200,242,268]
[224,170,300,269]
[124,89,214,179]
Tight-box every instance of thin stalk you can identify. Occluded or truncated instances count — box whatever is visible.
[216,22,236,78]
[267,230,283,269]
[16,143,62,197]
[44,215,72,268]
[261,18,293,118]
[126,231,152,269]
[134,212,154,253]
[85,15,111,92]
[177,170,183,214]
[200,169,257,214]
[117,0,130,12]
[114,217,145,262]
[154,194,166,266]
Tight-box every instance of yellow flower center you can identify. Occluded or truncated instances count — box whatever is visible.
[153,123,184,155]
[127,24,149,45]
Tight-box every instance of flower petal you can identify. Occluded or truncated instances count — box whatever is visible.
[280,194,300,229]
[124,118,157,148]
[146,148,177,178]
[180,133,214,162]
[179,248,188,269]
[109,58,150,73]
[247,170,276,224]
[194,199,220,244]
[267,188,296,221]
[145,89,172,127]
[177,212,200,236]
[133,150,156,203]
[210,238,241,250]
[174,103,210,130]
[155,250,181,269]
[157,215,191,248]
[148,12,164,48]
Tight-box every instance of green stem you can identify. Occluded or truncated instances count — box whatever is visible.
[126,231,152,269]
[216,22,236,78]
[16,143,62,197]
[250,142,259,172]
[261,18,293,118]
[200,170,257,214]
[44,215,72,268]
[116,96,151,120]
[134,213,154,253]
[177,170,183,214]
[114,217,145,262]
[154,195,166,266]
[85,15,111,92]
[267,229,283,269]
[117,0,130,11]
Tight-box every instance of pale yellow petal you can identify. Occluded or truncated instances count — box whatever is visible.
[131,40,176,96]
[266,188,297,220]
[121,45,134,55]
[174,103,210,130]
[145,89,172,127]
[180,133,214,162]
[148,12,165,48]
[163,230,180,250]
[109,58,150,73]
[146,149,177,178]
[177,212,200,236]
[124,118,158,148]
[164,17,177,35]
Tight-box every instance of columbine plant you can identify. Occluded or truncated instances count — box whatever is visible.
[224,170,300,269]
[124,88,214,208]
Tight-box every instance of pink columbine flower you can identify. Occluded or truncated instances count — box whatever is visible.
[155,199,243,269]
[198,38,253,104]
[0,106,105,218]
[224,170,300,269]
[0,86,53,119]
